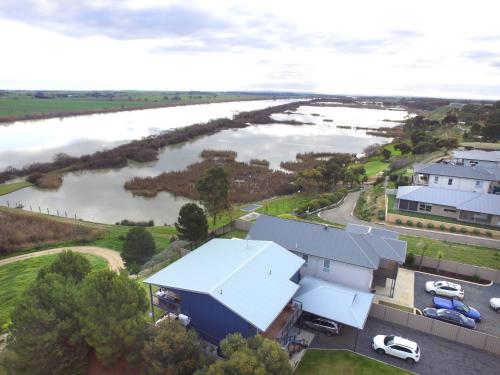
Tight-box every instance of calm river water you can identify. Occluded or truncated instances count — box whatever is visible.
[1,101,409,224]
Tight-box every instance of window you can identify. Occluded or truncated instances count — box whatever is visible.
[418,203,432,212]
[302,254,308,267]
[475,180,483,188]
[433,175,439,184]
[448,178,453,185]
[444,208,456,213]
[399,200,418,212]
[323,259,330,272]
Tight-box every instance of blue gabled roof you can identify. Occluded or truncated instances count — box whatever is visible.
[144,239,304,332]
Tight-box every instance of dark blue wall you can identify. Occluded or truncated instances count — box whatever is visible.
[291,270,301,283]
[170,287,258,345]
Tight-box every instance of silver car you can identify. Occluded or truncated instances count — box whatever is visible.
[302,314,340,336]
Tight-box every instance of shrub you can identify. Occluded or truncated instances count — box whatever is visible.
[471,274,481,283]
[450,226,457,233]
[416,222,423,228]
[307,200,321,212]
[406,220,413,226]
[439,224,446,231]
[473,228,480,236]
[460,227,467,234]
[377,210,385,220]
[427,223,435,229]
[395,218,403,225]
[375,176,385,185]
[485,231,493,237]
[405,252,415,266]
[316,198,332,208]
[389,173,399,182]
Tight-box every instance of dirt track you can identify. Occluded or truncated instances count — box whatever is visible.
[0,246,124,271]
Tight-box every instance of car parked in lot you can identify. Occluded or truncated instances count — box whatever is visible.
[490,298,500,312]
[432,296,481,321]
[425,280,464,299]
[301,312,340,336]
[423,308,475,329]
[372,335,420,364]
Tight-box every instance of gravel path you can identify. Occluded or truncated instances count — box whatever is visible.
[319,190,500,249]
[0,246,124,271]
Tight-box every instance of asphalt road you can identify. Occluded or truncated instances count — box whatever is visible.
[310,317,500,375]
[413,272,500,336]
[319,190,500,249]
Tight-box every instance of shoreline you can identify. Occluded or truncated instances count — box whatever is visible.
[0,96,272,124]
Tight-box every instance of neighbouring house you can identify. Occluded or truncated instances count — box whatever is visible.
[452,150,500,169]
[247,215,407,294]
[144,239,305,345]
[395,185,500,227]
[413,163,500,194]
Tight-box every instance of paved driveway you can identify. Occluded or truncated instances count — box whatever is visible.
[310,317,500,375]
[414,272,500,336]
[319,190,500,249]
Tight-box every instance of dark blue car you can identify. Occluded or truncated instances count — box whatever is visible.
[432,296,481,321]
[423,308,476,329]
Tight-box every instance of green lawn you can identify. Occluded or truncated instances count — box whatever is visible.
[256,194,313,216]
[402,234,500,270]
[0,254,108,331]
[296,350,411,375]
[0,181,32,196]
[364,158,390,177]
[384,144,402,156]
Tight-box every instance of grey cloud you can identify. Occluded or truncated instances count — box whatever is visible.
[0,0,232,39]
[463,50,500,60]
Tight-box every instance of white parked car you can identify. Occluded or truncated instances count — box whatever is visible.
[490,298,500,312]
[372,335,420,364]
[425,281,464,299]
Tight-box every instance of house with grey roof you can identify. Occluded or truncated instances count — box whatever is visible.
[413,163,500,194]
[395,185,500,227]
[453,150,500,169]
[247,215,407,294]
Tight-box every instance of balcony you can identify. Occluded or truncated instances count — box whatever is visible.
[263,299,302,341]
[153,289,181,314]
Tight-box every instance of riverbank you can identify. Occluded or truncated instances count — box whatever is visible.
[0,93,272,123]
[0,181,32,196]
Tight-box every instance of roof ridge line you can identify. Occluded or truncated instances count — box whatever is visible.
[209,240,272,293]
[345,232,378,269]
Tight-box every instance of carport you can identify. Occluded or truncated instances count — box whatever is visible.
[293,275,374,329]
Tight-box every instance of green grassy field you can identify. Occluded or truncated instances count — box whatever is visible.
[296,350,411,375]
[0,181,32,196]
[0,91,262,119]
[363,157,390,177]
[0,254,108,331]
[402,234,500,270]
[256,194,313,216]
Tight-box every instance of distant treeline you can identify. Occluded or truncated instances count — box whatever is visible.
[0,101,308,184]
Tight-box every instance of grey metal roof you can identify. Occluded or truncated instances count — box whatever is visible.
[294,276,374,329]
[457,194,500,216]
[247,216,407,269]
[345,223,399,240]
[396,186,500,216]
[396,185,479,207]
[413,163,498,181]
[453,150,500,163]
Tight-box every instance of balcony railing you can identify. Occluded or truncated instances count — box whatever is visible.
[153,292,181,314]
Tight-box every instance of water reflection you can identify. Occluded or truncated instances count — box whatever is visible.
[1,104,409,224]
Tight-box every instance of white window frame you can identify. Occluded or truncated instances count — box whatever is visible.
[448,178,453,185]
[475,180,483,188]
[433,175,439,184]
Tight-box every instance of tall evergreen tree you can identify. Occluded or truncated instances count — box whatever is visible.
[195,166,230,226]
[175,203,208,242]
[122,227,156,272]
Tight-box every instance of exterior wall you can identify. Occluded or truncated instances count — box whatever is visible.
[169,288,258,345]
[491,215,500,227]
[428,174,490,193]
[298,252,373,291]
[428,204,459,219]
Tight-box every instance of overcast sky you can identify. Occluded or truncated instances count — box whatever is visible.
[1,0,499,99]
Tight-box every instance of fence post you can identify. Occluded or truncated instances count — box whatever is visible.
[47,208,49,215]
[7,201,9,208]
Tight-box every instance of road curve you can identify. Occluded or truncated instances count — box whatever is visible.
[0,246,124,271]
[319,191,500,249]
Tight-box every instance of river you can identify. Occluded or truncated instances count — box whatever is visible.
[1,101,409,224]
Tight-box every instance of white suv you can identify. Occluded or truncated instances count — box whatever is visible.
[372,335,420,364]
[425,281,464,299]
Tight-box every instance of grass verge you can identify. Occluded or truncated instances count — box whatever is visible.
[378,301,414,313]
[295,349,412,375]
[0,254,108,331]
[402,234,500,270]
[0,181,32,196]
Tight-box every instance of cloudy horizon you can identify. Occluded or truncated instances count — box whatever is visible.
[1,0,500,99]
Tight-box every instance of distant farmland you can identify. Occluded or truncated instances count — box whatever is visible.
[0,90,267,122]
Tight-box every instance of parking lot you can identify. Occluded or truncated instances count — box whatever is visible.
[413,272,500,336]
[310,317,500,375]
